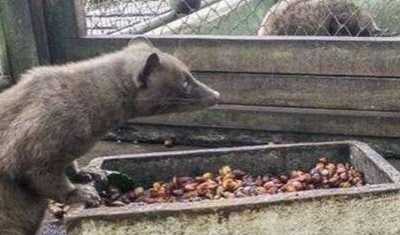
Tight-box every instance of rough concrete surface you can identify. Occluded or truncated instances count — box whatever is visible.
[69,193,400,235]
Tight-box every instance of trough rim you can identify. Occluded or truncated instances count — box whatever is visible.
[66,140,400,224]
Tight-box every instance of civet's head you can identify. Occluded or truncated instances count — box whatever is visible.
[124,38,220,117]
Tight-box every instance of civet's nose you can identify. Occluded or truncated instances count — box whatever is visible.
[212,90,221,101]
[207,89,220,105]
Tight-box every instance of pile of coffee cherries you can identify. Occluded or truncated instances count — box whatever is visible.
[101,157,365,206]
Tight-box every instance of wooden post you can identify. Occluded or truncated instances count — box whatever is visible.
[28,0,51,65]
[0,0,40,79]
[0,20,11,91]
[44,0,87,64]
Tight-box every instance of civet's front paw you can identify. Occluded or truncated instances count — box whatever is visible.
[72,170,94,183]
[67,184,101,208]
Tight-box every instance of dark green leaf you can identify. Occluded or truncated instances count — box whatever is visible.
[107,171,136,193]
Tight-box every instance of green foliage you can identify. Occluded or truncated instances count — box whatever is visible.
[198,0,276,35]
[353,0,400,33]
[196,0,400,35]
[107,171,136,193]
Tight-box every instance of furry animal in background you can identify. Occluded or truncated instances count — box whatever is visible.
[168,0,202,14]
[258,0,385,36]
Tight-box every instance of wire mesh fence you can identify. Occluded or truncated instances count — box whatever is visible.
[83,0,400,37]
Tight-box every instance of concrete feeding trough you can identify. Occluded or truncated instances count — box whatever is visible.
[66,141,400,235]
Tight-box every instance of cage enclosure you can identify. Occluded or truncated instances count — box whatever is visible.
[3,1,400,234]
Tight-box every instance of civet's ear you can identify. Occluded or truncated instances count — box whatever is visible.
[128,36,155,49]
[134,53,160,89]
